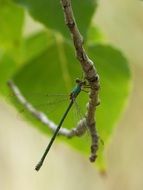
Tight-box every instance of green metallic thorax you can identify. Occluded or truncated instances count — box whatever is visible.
[70,84,81,100]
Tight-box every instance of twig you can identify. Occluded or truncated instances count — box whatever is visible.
[60,0,100,162]
[8,80,87,138]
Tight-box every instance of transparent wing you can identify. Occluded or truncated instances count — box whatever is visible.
[8,89,70,123]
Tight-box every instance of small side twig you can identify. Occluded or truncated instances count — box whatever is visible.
[8,80,87,138]
[60,0,100,161]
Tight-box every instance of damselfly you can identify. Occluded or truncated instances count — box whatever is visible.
[35,79,88,171]
[8,79,90,171]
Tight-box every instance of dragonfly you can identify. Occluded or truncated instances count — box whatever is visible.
[34,79,88,171]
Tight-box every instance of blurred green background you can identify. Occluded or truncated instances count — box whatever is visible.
[0,0,143,189]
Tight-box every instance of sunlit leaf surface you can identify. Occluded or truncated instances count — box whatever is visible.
[9,33,131,169]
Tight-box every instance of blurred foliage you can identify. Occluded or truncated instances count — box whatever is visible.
[14,0,97,39]
[0,0,132,170]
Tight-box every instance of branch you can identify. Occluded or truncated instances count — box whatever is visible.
[60,0,100,162]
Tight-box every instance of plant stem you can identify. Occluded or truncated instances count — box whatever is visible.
[60,0,100,161]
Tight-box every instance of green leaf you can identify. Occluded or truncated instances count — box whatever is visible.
[20,30,56,63]
[14,0,97,39]
[0,30,55,96]
[7,33,130,169]
[0,0,24,95]
[8,34,131,170]
[0,1,24,51]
